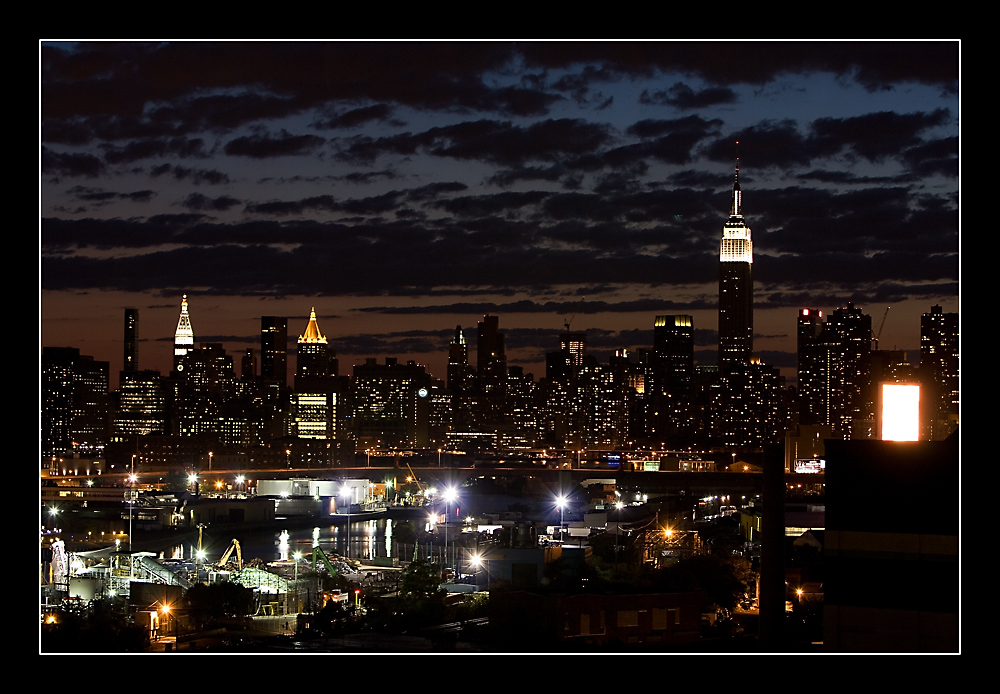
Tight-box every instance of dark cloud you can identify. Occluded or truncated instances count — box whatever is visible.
[808,109,951,162]
[182,192,242,211]
[42,146,105,178]
[639,83,738,109]
[102,136,207,164]
[150,164,230,185]
[313,103,397,130]
[225,129,326,158]
[901,136,958,178]
[65,186,156,205]
[518,41,957,91]
[338,119,612,166]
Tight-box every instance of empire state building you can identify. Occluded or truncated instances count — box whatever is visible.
[718,154,753,366]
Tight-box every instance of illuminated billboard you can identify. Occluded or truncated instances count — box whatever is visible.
[880,383,920,441]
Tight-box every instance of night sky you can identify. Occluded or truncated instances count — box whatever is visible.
[40,41,959,388]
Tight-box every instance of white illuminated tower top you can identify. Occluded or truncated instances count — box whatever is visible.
[174,294,194,369]
[720,150,753,264]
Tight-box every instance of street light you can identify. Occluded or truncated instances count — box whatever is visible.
[443,487,457,569]
[614,499,624,572]
[340,485,352,559]
[555,495,567,544]
[470,552,490,590]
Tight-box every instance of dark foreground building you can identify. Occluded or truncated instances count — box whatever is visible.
[823,433,959,652]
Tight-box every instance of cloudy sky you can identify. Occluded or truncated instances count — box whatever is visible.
[40,41,959,388]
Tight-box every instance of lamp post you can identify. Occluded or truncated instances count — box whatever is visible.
[128,462,137,553]
[443,487,457,569]
[471,553,490,591]
[555,495,567,544]
[614,502,621,570]
[341,485,352,559]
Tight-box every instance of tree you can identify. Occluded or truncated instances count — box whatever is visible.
[654,554,751,611]
[392,559,446,630]
[184,582,253,628]
[400,559,445,600]
[41,598,148,652]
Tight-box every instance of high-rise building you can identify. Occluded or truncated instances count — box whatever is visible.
[353,357,431,448]
[827,303,872,438]
[447,326,472,393]
[710,358,784,447]
[260,316,288,388]
[648,315,696,442]
[114,370,166,437]
[292,308,339,439]
[173,295,194,372]
[477,314,507,395]
[797,303,873,438]
[718,155,753,366]
[241,348,257,380]
[296,308,329,379]
[797,308,835,426]
[652,315,694,396]
[920,304,959,439]
[124,307,138,374]
[42,347,109,456]
[559,331,587,371]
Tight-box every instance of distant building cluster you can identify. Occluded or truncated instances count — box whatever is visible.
[41,168,959,472]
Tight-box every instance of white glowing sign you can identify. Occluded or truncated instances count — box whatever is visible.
[881,384,920,441]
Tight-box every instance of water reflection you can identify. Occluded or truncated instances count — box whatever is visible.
[165,518,399,565]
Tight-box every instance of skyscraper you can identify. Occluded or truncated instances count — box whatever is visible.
[296,308,329,379]
[921,304,959,439]
[827,303,872,437]
[42,347,109,455]
[718,153,753,366]
[797,303,872,438]
[447,325,472,393]
[173,295,194,372]
[652,315,694,396]
[260,316,288,388]
[123,307,138,374]
[477,314,507,395]
[559,331,587,371]
[797,308,834,426]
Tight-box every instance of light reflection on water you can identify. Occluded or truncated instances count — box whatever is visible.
[164,518,395,564]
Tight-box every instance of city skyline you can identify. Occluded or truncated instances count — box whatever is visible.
[41,41,960,387]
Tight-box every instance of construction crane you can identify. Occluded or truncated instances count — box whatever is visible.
[405,461,425,493]
[563,295,586,332]
[311,546,338,577]
[218,538,242,570]
[871,306,891,350]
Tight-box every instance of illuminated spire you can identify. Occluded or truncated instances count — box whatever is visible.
[730,142,742,217]
[720,142,752,264]
[175,295,194,345]
[174,295,194,369]
[298,307,327,344]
